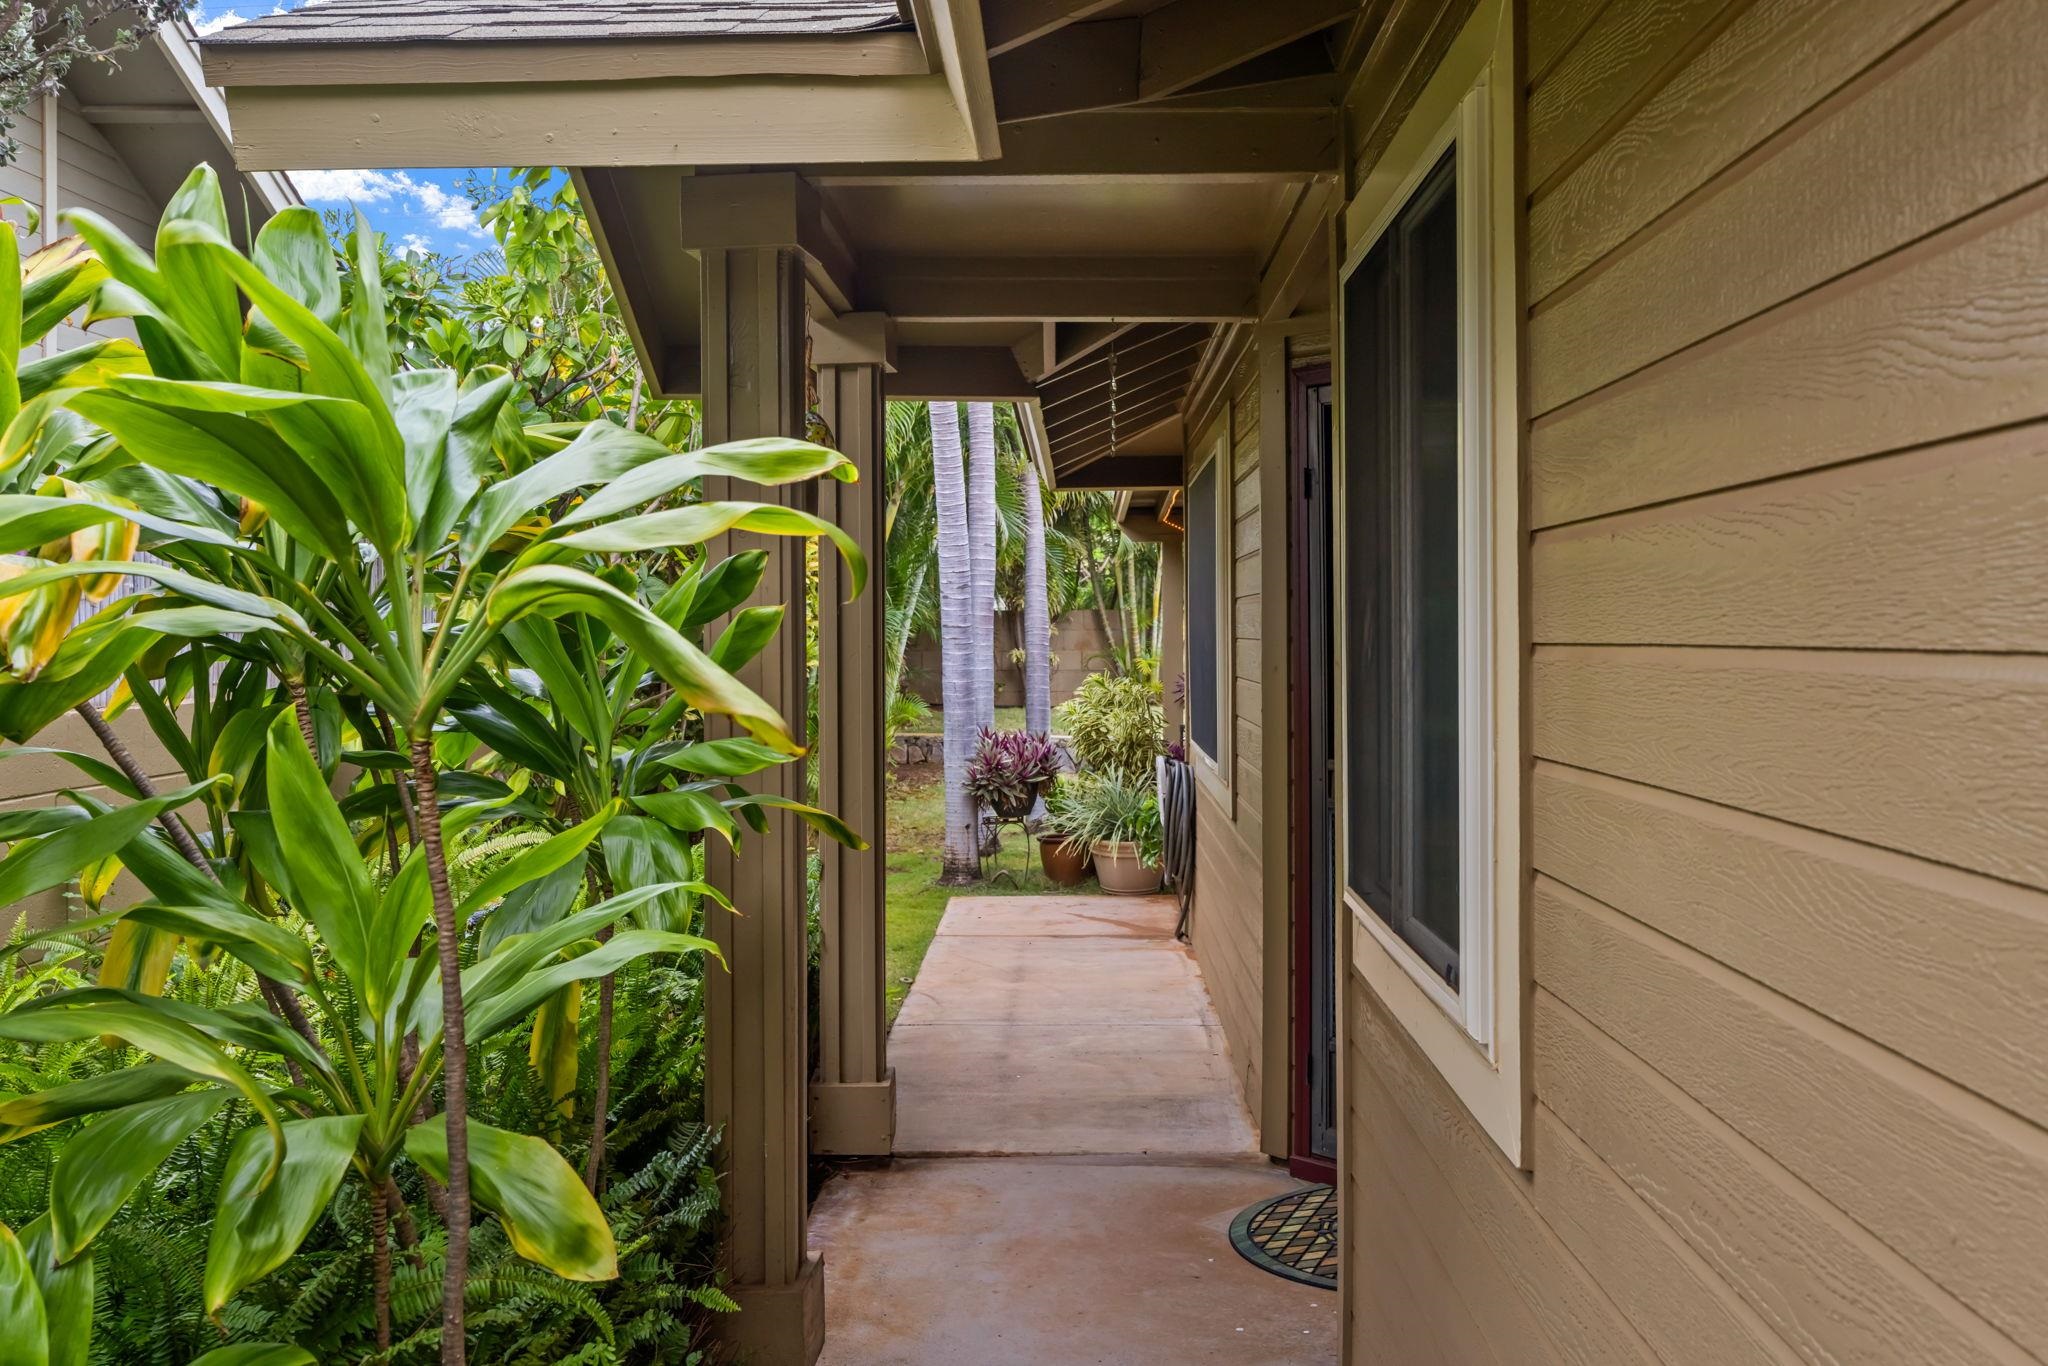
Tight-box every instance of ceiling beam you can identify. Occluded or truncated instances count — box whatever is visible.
[981,0,1127,57]
[1051,453,1184,489]
[856,254,1258,321]
[801,107,1338,182]
[883,345,1041,400]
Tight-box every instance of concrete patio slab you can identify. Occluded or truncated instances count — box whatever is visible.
[812,1156,1339,1365]
[892,1020,1254,1154]
[810,891,1332,1363]
[935,894,1180,938]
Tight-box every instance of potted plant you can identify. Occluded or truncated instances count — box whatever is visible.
[965,727,1062,820]
[1051,772,1164,895]
[1056,674,1164,785]
[1035,775,1093,885]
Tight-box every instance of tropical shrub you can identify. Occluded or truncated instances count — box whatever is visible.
[1055,674,1162,785]
[0,165,862,1364]
[962,728,1059,817]
[1045,772,1162,865]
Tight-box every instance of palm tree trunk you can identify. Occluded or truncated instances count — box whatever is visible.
[965,402,998,736]
[409,739,472,1366]
[929,402,981,882]
[1020,457,1052,736]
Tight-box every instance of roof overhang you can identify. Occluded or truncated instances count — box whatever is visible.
[198,0,1001,169]
[197,0,1365,500]
[65,22,300,230]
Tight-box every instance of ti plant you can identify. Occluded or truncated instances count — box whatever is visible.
[0,166,864,1363]
[962,727,1060,816]
[449,542,867,1187]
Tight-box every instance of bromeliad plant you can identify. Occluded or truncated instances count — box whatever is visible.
[0,166,865,1362]
[962,728,1060,820]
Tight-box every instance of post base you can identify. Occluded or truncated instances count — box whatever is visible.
[810,1069,896,1156]
[720,1251,825,1365]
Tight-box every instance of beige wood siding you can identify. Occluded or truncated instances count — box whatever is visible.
[6,92,155,359]
[1188,344,1274,1147]
[1343,0,2048,1361]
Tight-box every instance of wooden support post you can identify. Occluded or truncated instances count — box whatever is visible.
[1158,532,1186,743]
[810,347,896,1157]
[700,245,826,1366]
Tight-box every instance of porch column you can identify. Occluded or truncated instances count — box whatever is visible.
[698,244,825,1364]
[1158,531,1186,743]
[810,314,896,1156]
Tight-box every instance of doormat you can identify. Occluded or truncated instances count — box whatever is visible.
[1228,1183,1338,1288]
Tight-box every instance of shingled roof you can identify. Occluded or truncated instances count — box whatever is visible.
[203,0,908,45]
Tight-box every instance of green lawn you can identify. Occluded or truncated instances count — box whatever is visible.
[884,764,1089,1022]
[905,704,1033,733]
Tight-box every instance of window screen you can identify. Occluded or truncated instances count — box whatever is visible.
[1186,456,1219,761]
[1342,146,1462,988]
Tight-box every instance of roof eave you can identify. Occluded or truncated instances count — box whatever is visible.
[197,0,1000,172]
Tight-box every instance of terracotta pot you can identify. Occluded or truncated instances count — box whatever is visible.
[1090,839,1163,895]
[1038,833,1091,886]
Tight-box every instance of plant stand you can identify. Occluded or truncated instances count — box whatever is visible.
[979,811,1035,888]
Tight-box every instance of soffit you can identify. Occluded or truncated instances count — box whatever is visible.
[204,0,906,45]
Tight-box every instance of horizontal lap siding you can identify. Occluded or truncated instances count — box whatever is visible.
[1190,347,1270,1141]
[1523,0,2048,1362]
[1346,0,2048,1362]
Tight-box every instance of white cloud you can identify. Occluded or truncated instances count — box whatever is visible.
[396,234,434,258]
[292,169,486,240]
[193,3,288,34]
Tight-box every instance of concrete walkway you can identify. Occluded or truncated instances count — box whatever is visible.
[811,895,1339,1365]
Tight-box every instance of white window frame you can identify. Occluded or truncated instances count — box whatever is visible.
[1334,0,1525,1167]
[1186,423,1233,794]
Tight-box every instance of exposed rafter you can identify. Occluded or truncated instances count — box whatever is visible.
[987,0,1355,123]
[981,0,1127,56]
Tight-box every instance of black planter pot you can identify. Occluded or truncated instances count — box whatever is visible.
[991,788,1038,820]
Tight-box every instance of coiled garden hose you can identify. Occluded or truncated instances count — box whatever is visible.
[1159,756,1196,941]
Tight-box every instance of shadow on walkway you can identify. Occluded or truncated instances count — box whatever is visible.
[811,895,1339,1365]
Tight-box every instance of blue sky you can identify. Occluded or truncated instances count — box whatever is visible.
[192,1,499,259]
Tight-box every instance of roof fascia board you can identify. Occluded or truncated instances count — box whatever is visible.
[200,32,931,86]
[153,22,301,212]
[215,76,978,170]
[921,0,1003,159]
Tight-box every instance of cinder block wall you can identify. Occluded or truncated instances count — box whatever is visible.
[899,613,1116,710]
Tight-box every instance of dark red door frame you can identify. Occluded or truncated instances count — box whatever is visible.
[1288,362,1336,1185]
